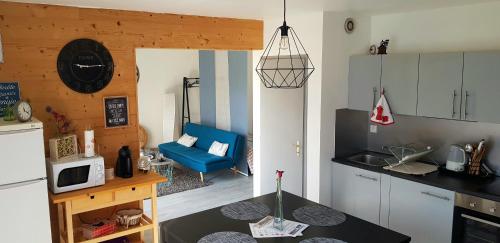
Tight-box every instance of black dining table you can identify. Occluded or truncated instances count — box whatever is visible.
[161,191,411,243]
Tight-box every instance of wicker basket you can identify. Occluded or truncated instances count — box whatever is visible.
[115,208,143,228]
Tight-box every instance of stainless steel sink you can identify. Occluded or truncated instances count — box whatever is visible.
[347,154,388,167]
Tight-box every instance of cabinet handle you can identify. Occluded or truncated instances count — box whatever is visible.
[90,195,95,199]
[464,91,470,120]
[451,90,457,118]
[132,187,136,191]
[356,174,378,182]
[372,87,378,109]
[421,191,450,201]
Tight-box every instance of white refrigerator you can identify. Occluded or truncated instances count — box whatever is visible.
[0,118,52,243]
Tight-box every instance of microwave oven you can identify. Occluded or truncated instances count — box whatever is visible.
[46,154,105,194]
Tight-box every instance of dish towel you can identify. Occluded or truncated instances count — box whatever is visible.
[370,90,394,125]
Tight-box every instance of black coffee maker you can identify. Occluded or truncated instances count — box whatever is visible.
[115,146,133,178]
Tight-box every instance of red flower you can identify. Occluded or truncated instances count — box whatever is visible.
[276,170,284,178]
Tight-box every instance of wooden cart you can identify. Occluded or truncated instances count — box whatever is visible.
[50,172,166,243]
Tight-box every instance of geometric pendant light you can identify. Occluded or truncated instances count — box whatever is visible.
[255,0,315,89]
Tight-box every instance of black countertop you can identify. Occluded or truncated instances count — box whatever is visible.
[162,191,410,243]
[332,152,500,202]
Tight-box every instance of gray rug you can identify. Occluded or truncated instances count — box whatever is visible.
[293,205,347,226]
[157,168,213,197]
[300,238,348,243]
[198,231,256,243]
[220,201,271,220]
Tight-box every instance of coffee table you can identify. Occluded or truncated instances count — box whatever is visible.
[150,158,174,188]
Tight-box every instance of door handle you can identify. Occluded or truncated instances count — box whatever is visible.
[451,90,457,118]
[464,91,470,120]
[295,141,301,157]
[421,191,450,201]
[356,174,378,182]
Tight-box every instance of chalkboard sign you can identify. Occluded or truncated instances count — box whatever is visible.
[0,82,20,117]
[104,96,129,128]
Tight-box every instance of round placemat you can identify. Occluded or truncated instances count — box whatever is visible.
[300,237,348,243]
[293,205,346,226]
[220,201,271,220]
[198,231,257,243]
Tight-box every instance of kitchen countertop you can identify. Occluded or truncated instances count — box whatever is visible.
[162,191,410,243]
[332,152,500,202]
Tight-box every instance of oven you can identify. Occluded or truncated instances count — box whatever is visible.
[453,193,500,243]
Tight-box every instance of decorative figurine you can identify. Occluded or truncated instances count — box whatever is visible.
[378,39,389,55]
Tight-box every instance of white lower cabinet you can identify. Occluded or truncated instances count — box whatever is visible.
[332,162,355,215]
[332,162,382,225]
[388,176,454,243]
[332,162,455,243]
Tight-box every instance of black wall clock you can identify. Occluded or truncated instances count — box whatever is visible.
[57,38,114,94]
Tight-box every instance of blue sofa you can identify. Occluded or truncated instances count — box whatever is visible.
[158,123,243,181]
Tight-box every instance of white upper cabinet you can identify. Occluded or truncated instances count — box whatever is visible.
[348,55,381,111]
[462,51,500,123]
[348,51,500,124]
[381,54,420,116]
[417,53,463,119]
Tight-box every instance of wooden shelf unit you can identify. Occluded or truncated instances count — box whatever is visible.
[76,215,153,243]
[49,172,166,243]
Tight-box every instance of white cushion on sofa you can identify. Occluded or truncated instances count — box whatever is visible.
[177,134,198,147]
[208,141,229,157]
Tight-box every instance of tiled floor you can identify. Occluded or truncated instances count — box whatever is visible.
[143,170,253,242]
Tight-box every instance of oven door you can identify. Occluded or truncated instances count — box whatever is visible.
[54,163,95,193]
[453,206,500,243]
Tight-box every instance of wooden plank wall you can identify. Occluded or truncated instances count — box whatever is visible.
[0,1,263,166]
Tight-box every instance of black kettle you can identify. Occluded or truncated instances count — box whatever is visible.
[115,146,133,178]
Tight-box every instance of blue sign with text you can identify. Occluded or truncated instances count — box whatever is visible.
[0,82,20,117]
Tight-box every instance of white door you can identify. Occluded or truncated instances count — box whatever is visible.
[260,56,306,197]
[0,179,52,243]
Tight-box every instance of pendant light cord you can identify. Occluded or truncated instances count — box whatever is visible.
[283,0,286,22]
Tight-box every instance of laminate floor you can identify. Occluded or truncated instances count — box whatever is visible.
[143,170,253,242]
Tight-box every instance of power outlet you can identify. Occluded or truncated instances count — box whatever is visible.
[370,125,378,134]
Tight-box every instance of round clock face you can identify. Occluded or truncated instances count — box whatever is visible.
[57,39,114,94]
[15,101,32,122]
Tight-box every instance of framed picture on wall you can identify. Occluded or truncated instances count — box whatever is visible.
[0,82,20,117]
[103,96,129,128]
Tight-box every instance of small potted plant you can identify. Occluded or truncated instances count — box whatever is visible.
[46,106,78,161]
[3,104,15,121]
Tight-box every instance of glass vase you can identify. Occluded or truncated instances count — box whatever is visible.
[273,176,284,231]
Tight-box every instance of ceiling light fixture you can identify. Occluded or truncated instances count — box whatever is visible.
[255,0,315,89]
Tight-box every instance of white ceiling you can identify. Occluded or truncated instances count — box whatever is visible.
[7,0,500,19]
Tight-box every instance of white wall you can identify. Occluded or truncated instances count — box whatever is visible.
[136,49,200,148]
[253,11,324,198]
[371,2,500,53]
[320,12,371,206]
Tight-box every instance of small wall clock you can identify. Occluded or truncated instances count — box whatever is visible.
[14,100,32,122]
[57,38,114,94]
[344,18,355,34]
